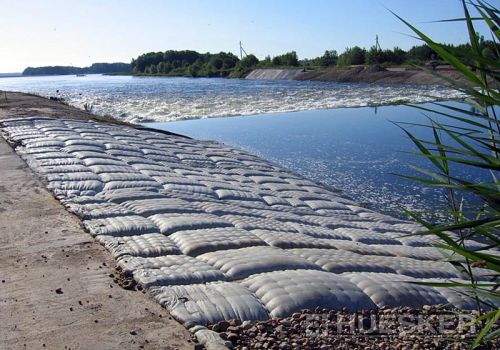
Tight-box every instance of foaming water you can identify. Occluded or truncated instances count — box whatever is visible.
[0,74,465,122]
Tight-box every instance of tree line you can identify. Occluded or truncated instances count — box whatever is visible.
[22,63,131,76]
[130,38,497,78]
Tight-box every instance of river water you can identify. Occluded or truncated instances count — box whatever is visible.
[0,74,480,219]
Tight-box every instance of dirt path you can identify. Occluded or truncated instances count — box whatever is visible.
[0,92,195,350]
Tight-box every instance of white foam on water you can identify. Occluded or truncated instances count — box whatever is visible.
[0,75,465,123]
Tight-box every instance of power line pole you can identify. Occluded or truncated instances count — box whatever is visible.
[239,41,248,59]
[375,35,381,51]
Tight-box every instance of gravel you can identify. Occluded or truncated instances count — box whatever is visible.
[207,306,498,350]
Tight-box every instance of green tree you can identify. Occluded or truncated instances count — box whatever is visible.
[320,50,338,66]
[338,46,366,66]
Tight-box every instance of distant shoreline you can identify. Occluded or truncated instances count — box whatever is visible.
[245,66,466,86]
[6,65,466,87]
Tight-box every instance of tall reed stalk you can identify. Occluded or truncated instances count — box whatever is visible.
[393,1,499,347]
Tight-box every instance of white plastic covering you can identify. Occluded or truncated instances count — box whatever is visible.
[1,117,481,328]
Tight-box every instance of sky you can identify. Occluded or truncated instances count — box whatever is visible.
[0,0,493,73]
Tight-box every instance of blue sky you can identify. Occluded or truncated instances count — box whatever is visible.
[0,0,492,72]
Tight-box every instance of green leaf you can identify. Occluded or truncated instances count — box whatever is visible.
[473,308,500,347]
[394,123,446,172]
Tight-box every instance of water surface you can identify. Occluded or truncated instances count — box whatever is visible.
[148,105,486,219]
[0,74,480,218]
[0,74,464,123]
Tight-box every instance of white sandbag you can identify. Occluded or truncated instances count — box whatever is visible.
[193,328,232,350]
[304,200,350,211]
[64,145,105,153]
[24,139,64,149]
[149,213,233,236]
[98,172,155,183]
[222,215,297,232]
[388,259,461,279]
[106,149,145,158]
[82,157,128,166]
[103,180,162,191]
[83,215,159,237]
[343,272,448,308]
[24,146,61,155]
[64,201,134,219]
[376,245,445,261]
[38,158,84,167]
[46,172,101,182]
[97,189,164,204]
[291,223,351,240]
[357,211,408,224]
[121,198,203,217]
[333,227,402,245]
[252,230,338,249]
[325,240,398,256]
[242,270,376,317]
[70,151,112,160]
[32,151,76,160]
[169,227,266,256]
[88,164,136,174]
[96,233,180,258]
[164,183,217,198]
[198,246,321,281]
[151,282,270,327]
[40,164,91,174]
[261,195,290,206]
[117,255,225,288]
[194,202,261,217]
[63,139,105,148]
[48,179,103,194]
[153,175,202,186]
[248,176,288,185]
[215,189,262,201]
[289,248,397,274]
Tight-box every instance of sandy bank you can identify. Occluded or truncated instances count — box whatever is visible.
[246,66,466,85]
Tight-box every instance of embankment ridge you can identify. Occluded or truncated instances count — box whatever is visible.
[246,66,466,85]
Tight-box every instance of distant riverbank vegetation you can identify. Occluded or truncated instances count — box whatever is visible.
[22,39,497,79]
[130,39,498,78]
[22,62,131,76]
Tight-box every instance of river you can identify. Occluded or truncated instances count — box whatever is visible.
[0,74,481,219]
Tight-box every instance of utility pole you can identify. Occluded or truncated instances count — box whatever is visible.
[239,41,248,60]
[375,35,381,51]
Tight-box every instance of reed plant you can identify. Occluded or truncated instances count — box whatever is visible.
[393,1,499,347]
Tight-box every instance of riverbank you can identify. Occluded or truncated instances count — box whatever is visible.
[0,91,195,350]
[246,66,466,85]
[14,65,465,86]
[1,92,496,350]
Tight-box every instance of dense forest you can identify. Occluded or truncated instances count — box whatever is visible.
[131,38,498,78]
[131,50,240,77]
[22,62,131,76]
